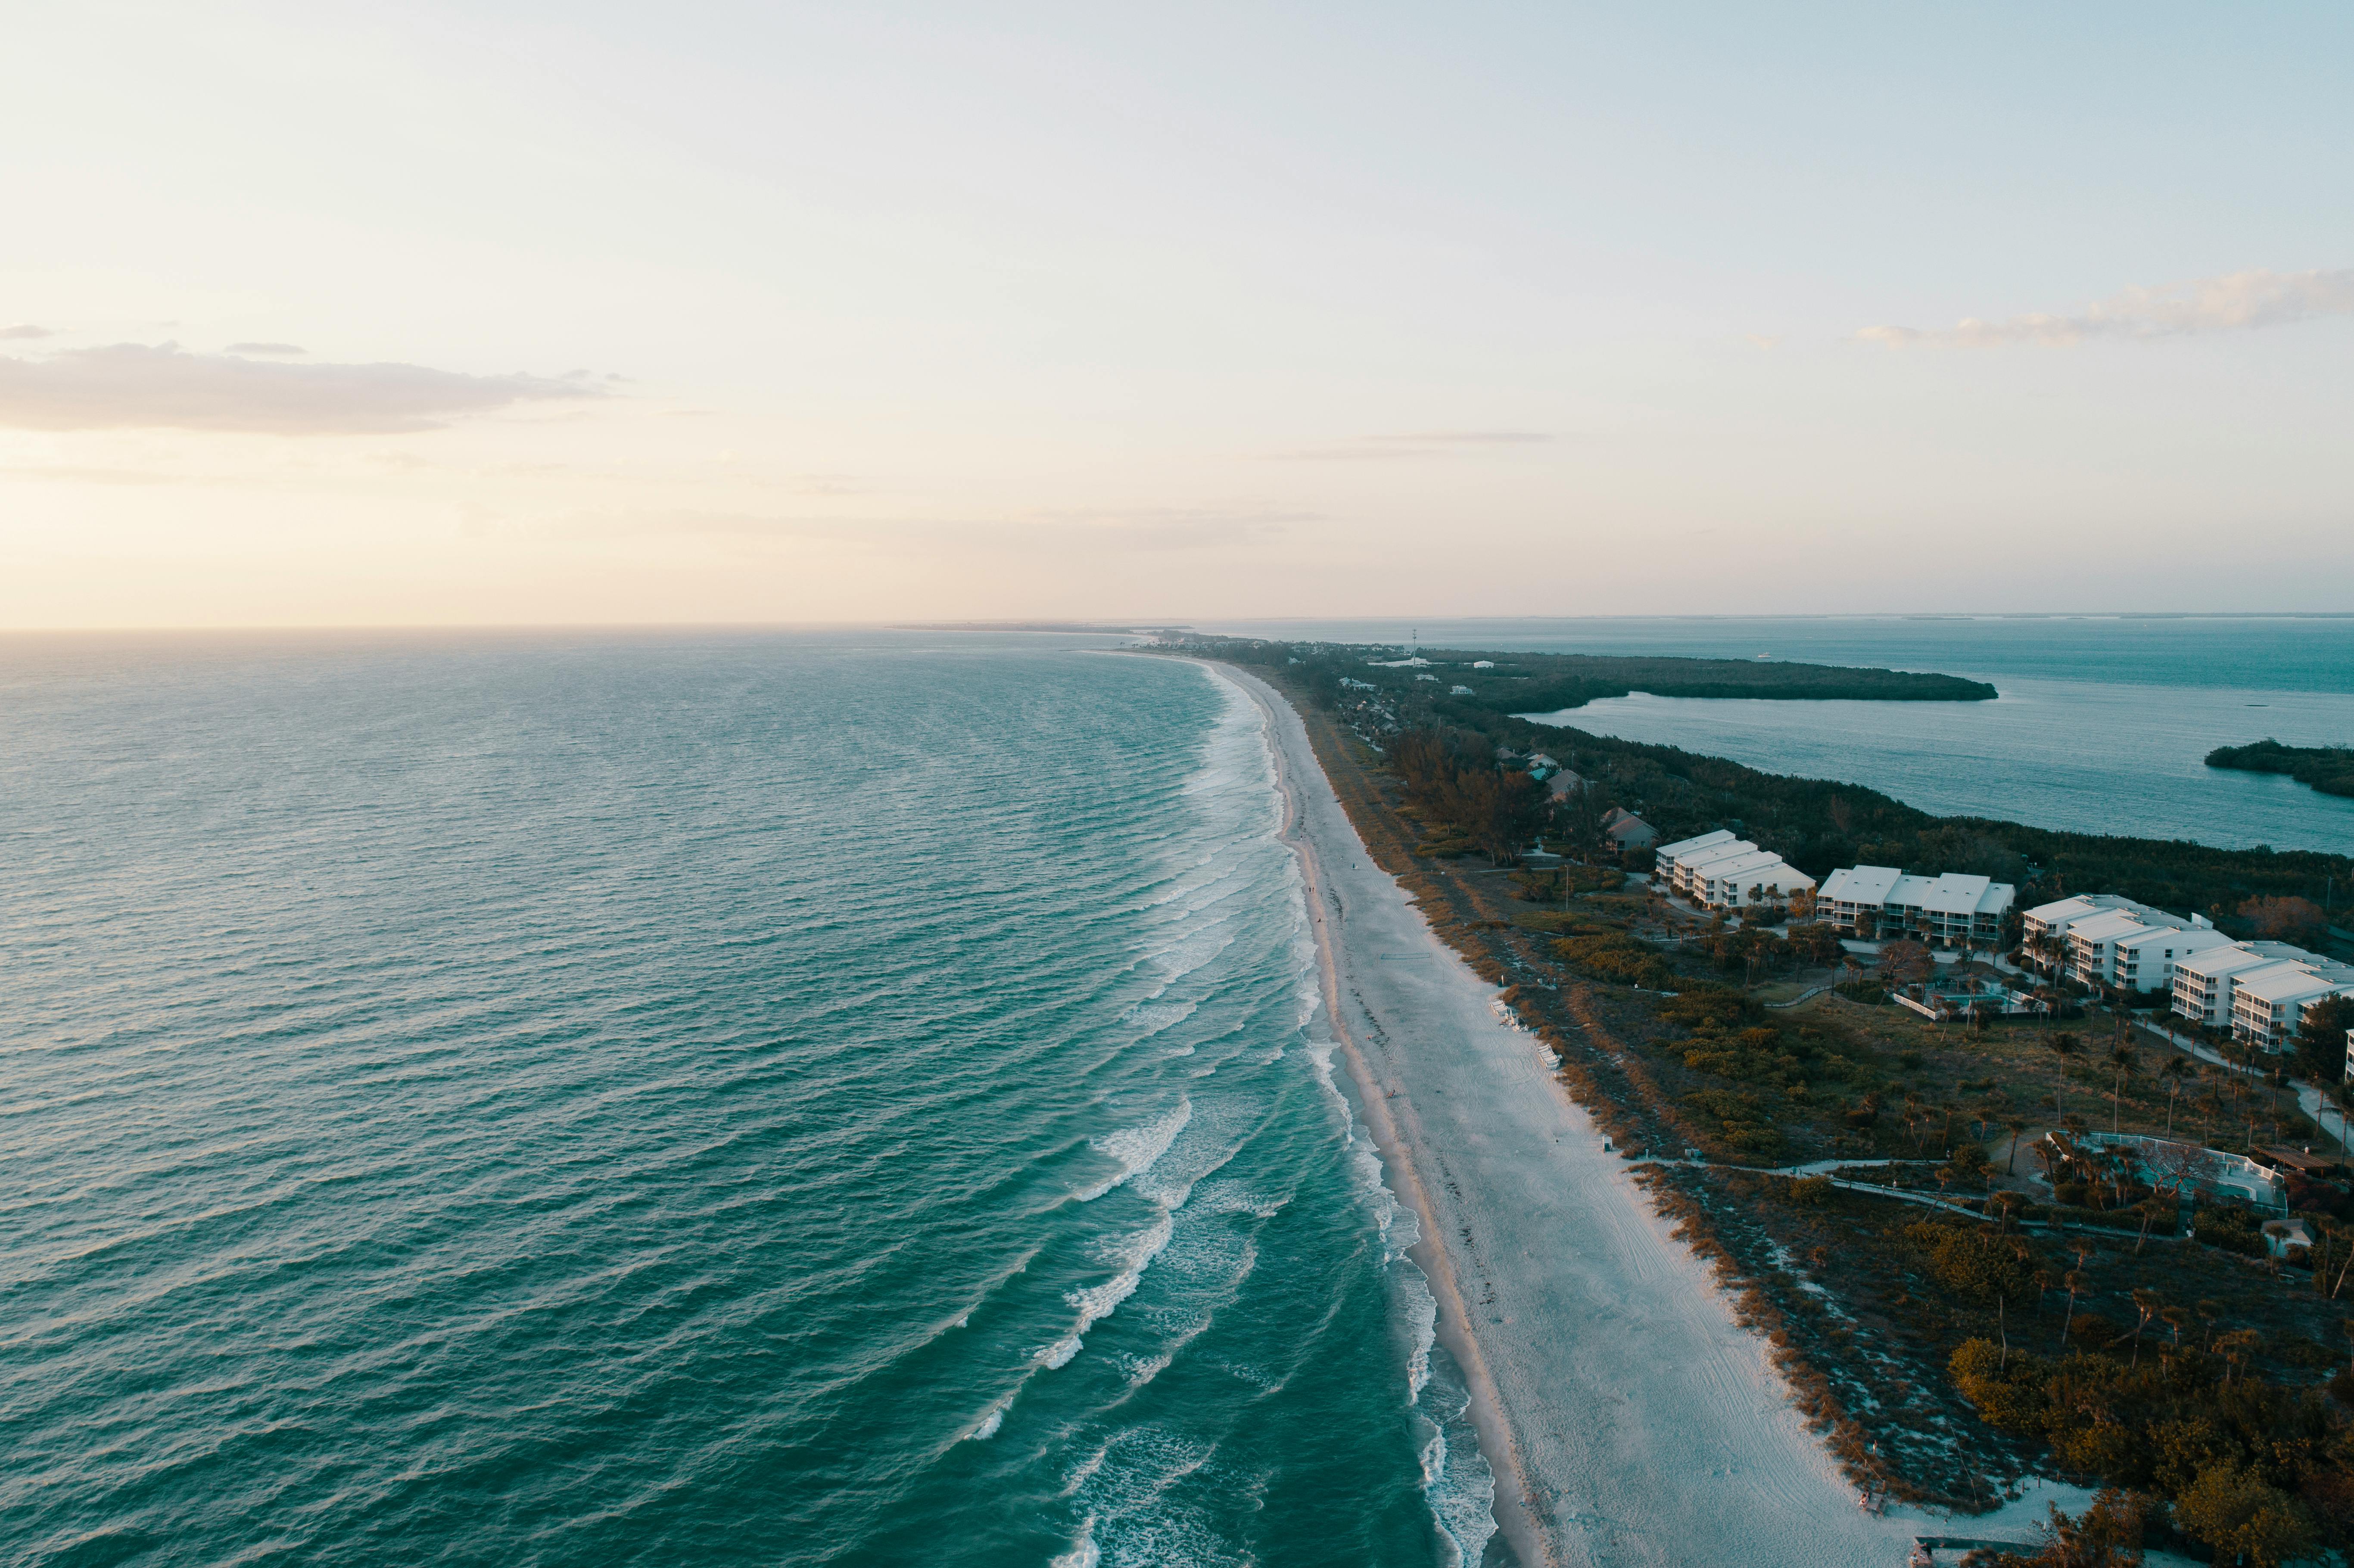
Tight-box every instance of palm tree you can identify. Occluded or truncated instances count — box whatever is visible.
[2106,1044,2139,1135]
[2160,1304,2189,1361]
[2002,1116,2027,1175]
[2195,1298,2222,1351]
[2130,1288,2162,1366]
[2058,1269,2088,1350]
[2217,1328,2262,1388]
[2049,1030,2081,1118]
[2159,1056,2194,1136]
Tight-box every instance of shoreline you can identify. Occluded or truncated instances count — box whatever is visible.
[1211,660,1546,1568]
[1206,659,1924,1566]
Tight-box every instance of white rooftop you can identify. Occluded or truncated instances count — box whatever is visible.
[2112,923,2232,955]
[2068,909,2160,945]
[1820,865,1903,906]
[1678,839,1763,874]
[2024,893,2145,927]
[1894,871,2010,917]
[1657,828,1738,860]
[2235,963,2354,1008]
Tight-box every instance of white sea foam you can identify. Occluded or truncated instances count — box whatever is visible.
[1077,1100,1191,1201]
[965,1395,1010,1441]
[1049,1517,1099,1568]
[1417,1369,1499,1568]
[1121,999,1197,1039]
[1400,1267,1439,1399]
[1036,1207,1177,1370]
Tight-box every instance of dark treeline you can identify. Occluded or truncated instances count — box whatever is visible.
[1178,636,2352,933]
[1391,729,1545,863]
[1423,648,1997,712]
[2208,740,2354,801]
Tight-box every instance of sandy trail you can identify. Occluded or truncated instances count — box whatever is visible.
[1214,663,1925,1568]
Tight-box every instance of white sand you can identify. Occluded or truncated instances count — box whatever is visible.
[1216,663,1952,1568]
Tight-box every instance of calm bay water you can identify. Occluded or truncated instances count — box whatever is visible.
[1206,617,2354,852]
[0,632,1487,1568]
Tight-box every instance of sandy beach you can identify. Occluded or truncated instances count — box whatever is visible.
[1214,662,1933,1568]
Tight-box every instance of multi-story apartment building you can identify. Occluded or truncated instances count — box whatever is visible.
[2170,942,2312,1027]
[2059,908,2236,993]
[1654,830,1740,889]
[1652,831,1812,910]
[2019,893,2233,988]
[2229,960,2354,1051]
[2107,922,2238,994]
[2019,894,2150,975]
[1684,848,1815,910]
[2168,938,2354,1047]
[1818,865,2014,949]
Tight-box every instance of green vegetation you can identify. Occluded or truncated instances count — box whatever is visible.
[1420,648,1996,711]
[1390,728,1544,863]
[1949,1331,2342,1565]
[2207,739,2354,800]
[1552,930,1676,989]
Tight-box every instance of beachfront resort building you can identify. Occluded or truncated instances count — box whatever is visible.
[2018,893,2233,992]
[2173,943,2319,1027]
[1654,832,1814,910]
[2021,894,2148,963]
[2229,958,2354,1051]
[1654,829,1738,882]
[1816,865,2015,949]
[2165,938,2354,1048]
[2064,909,2234,994]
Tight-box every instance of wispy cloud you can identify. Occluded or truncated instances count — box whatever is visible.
[1269,430,1552,460]
[224,341,306,356]
[1,324,55,341]
[1859,267,2354,348]
[0,342,604,433]
[561,506,1312,551]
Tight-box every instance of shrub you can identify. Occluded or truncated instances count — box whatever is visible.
[2174,1461,2316,1568]
[1904,1222,2036,1305]
[2192,1205,2265,1257]
[1552,933,1675,989]
[1682,1088,1786,1159]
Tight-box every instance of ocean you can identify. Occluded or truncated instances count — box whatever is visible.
[1205,617,2354,854]
[0,631,1491,1568]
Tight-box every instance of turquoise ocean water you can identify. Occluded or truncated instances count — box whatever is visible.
[1207,617,2354,853]
[0,632,1493,1567]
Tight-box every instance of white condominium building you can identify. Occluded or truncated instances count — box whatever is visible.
[1653,830,1813,910]
[1653,829,1740,888]
[2020,893,2224,988]
[2169,942,2312,1027]
[1818,865,2015,949]
[2228,958,2354,1051]
[2170,939,2354,1047]
[2020,894,2150,971]
[1687,849,1815,910]
[2063,909,2236,993]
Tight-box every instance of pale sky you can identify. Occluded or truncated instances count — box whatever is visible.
[6,1,2352,627]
